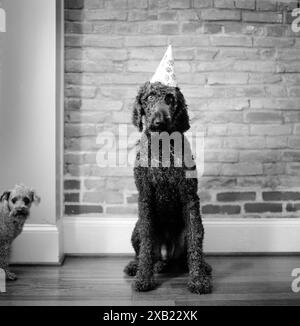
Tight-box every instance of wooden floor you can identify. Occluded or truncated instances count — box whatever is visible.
[0,256,300,306]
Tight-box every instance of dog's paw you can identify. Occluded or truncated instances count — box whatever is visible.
[6,271,17,281]
[124,261,138,277]
[188,275,212,295]
[133,277,157,292]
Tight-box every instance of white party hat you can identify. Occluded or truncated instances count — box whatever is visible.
[150,45,177,87]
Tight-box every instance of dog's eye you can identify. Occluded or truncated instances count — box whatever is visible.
[165,94,174,105]
[147,95,155,102]
[11,198,17,204]
[23,198,30,206]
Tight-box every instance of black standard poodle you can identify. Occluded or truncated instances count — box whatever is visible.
[124,81,212,294]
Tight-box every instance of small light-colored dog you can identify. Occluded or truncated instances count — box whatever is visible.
[0,184,40,280]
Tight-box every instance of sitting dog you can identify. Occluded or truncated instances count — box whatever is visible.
[0,184,40,280]
[124,46,212,294]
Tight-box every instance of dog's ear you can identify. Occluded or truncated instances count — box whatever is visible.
[30,190,41,205]
[0,191,11,202]
[132,83,147,132]
[173,88,190,133]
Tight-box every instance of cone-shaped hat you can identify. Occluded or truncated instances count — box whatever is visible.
[150,45,177,87]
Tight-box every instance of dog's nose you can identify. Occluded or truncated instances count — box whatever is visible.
[153,117,162,126]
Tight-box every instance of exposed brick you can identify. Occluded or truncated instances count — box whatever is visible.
[128,0,148,8]
[283,151,300,162]
[289,87,300,97]
[85,10,127,21]
[64,0,300,218]
[65,124,96,138]
[65,205,103,215]
[205,150,238,162]
[193,0,213,8]
[263,191,300,201]
[203,163,222,176]
[217,192,256,202]
[65,10,84,21]
[242,12,282,24]
[207,73,248,85]
[65,85,97,98]
[84,0,104,9]
[222,163,263,176]
[250,98,300,110]
[169,0,190,9]
[248,73,282,84]
[104,0,127,9]
[65,0,84,9]
[289,137,300,149]
[149,0,169,9]
[234,61,276,73]
[200,9,241,21]
[210,35,252,47]
[244,203,282,213]
[202,204,241,214]
[254,37,295,48]
[277,49,300,62]
[256,0,277,11]
[266,136,288,149]
[125,36,168,47]
[64,180,81,190]
[263,163,285,175]
[169,35,210,46]
[214,0,235,8]
[83,191,123,204]
[278,62,300,73]
[250,124,292,136]
[159,22,180,34]
[234,0,255,9]
[224,136,265,149]
[127,193,138,204]
[286,163,300,175]
[106,206,138,214]
[198,190,212,202]
[64,193,80,202]
[65,22,93,33]
[177,10,199,20]
[286,203,300,212]
[203,22,222,33]
[245,112,282,123]
[239,150,281,163]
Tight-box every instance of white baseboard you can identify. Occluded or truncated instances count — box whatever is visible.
[10,221,63,264]
[63,216,300,255]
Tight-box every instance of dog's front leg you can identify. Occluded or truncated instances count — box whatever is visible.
[184,200,212,294]
[0,243,17,281]
[133,201,156,292]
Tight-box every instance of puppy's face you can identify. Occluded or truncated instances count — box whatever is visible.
[133,82,190,133]
[140,83,176,132]
[0,185,40,218]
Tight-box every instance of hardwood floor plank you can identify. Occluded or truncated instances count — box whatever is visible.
[0,256,300,306]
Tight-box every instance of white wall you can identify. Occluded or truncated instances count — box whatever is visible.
[0,0,59,224]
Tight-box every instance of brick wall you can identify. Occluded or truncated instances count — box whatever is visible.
[64,0,300,218]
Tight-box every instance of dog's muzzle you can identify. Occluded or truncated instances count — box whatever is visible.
[149,104,171,131]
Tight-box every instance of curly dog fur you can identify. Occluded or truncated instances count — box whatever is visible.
[0,184,40,280]
[124,81,212,294]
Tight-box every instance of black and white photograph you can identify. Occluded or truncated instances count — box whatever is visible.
[0,0,300,309]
